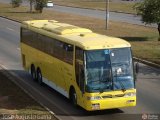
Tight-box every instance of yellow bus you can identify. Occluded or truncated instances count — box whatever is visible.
[20,20,136,111]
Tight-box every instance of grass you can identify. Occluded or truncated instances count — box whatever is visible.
[0,3,159,64]
[51,0,137,14]
[0,71,56,120]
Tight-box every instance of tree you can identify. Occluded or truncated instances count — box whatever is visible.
[135,0,160,40]
[25,0,47,13]
[11,0,22,8]
[28,0,35,12]
[34,0,47,13]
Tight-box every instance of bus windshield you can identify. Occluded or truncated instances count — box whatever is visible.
[85,48,134,93]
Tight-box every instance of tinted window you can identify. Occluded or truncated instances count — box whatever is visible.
[21,28,73,65]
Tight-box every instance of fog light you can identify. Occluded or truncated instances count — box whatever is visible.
[127,100,135,103]
[92,103,100,110]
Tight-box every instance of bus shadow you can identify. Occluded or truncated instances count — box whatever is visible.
[82,109,124,116]
[120,37,149,42]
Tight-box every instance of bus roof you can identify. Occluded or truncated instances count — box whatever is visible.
[22,20,131,50]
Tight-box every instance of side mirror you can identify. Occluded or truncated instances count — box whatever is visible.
[134,62,139,74]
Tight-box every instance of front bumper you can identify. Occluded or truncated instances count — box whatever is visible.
[84,95,136,111]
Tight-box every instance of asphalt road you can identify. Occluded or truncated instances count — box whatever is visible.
[0,0,157,28]
[0,18,160,120]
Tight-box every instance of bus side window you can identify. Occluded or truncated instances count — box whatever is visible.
[75,47,85,92]
[21,28,32,45]
[63,43,73,65]
[54,40,64,60]
[21,28,38,49]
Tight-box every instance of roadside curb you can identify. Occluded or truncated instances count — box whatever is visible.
[0,65,61,120]
[0,15,21,23]
[54,4,136,15]
[133,57,160,69]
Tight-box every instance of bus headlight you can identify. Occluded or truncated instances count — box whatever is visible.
[87,96,102,100]
[124,92,136,97]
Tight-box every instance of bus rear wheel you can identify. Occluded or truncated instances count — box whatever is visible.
[31,65,36,81]
[37,68,43,85]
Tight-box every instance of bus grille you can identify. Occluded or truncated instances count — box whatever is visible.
[102,94,125,99]
[102,95,112,98]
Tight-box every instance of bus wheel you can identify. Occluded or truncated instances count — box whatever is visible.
[70,88,77,106]
[31,65,36,81]
[37,68,43,85]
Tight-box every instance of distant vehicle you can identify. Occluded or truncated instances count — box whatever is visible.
[46,1,53,7]
[20,20,137,111]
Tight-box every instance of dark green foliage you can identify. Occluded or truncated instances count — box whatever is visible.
[34,0,47,13]
[25,0,47,13]
[11,0,22,7]
[135,0,160,24]
[134,0,160,38]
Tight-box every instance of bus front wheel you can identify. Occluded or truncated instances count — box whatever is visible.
[70,88,77,106]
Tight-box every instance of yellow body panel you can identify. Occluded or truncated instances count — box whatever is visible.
[21,20,136,111]
[21,43,74,96]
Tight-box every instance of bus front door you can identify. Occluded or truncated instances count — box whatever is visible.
[75,60,85,106]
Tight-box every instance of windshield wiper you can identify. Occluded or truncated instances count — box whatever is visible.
[118,79,126,92]
[99,69,113,93]
[115,69,126,92]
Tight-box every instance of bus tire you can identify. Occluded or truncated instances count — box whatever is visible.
[37,68,43,85]
[31,65,36,81]
[70,88,77,106]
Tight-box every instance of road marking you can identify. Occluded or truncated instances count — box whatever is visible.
[17,48,20,51]
[6,27,15,32]
[0,64,8,69]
